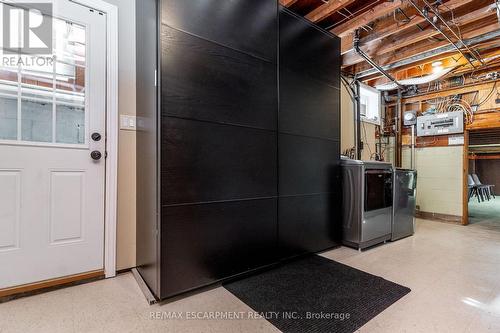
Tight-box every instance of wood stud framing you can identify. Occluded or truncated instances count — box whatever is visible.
[284,0,500,82]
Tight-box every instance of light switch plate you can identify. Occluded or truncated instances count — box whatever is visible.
[120,115,137,131]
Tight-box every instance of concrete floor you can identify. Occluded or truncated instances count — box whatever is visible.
[1,219,500,332]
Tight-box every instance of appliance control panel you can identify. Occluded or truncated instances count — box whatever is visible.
[416,111,464,137]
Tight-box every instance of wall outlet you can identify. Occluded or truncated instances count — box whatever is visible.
[120,115,137,131]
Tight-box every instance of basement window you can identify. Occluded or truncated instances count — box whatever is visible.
[360,83,381,125]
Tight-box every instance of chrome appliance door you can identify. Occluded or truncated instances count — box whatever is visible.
[392,170,417,240]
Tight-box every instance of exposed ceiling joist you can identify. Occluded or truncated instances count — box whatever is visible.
[368,47,500,86]
[305,0,357,23]
[342,2,497,67]
[286,0,500,86]
[408,0,480,67]
[331,0,403,38]
[378,4,496,55]
[350,17,500,74]
[356,27,500,79]
[279,0,298,7]
[340,0,477,54]
[402,78,500,104]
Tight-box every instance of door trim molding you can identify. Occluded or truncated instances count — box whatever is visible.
[71,0,119,278]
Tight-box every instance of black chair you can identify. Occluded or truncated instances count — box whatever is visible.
[468,174,481,203]
[472,174,495,200]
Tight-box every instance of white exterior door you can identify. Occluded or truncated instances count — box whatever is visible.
[0,0,107,289]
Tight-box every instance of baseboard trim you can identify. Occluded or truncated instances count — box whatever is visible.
[0,270,104,302]
[416,210,462,224]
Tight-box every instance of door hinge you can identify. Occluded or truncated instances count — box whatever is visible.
[105,151,108,159]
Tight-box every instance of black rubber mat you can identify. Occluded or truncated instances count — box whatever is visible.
[224,255,410,333]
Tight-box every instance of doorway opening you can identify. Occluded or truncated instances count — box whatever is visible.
[467,129,500,229]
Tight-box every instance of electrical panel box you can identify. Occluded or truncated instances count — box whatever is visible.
[416,111,464,137]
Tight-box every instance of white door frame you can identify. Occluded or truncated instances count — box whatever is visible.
[70,0,119,278]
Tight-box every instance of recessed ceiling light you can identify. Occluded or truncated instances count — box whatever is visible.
[432,61,443,67]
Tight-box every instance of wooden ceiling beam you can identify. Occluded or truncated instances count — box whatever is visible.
[368,51,496,86]
[305,0,356,23]
[402,78,500,104]
[376,3,496,56]
[348,19,500,76]
[366,40,500,83]
[331,0,403,38]
[453,52,500,75]
[279,0,298,7]
[366,47,500,86]
[342,2,497,67]
[340,0,477,54]
[468,112,500,131]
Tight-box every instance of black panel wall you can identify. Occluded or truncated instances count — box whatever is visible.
[278,8,342,257]
[159,0,279,298]
[137,0,341,300]
[136,0,160,297]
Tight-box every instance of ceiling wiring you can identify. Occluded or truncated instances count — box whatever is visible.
[324,0,385,30]
[477,81,498,106]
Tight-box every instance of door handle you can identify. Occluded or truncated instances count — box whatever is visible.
[91,132,102,141]
[91,151,102,160]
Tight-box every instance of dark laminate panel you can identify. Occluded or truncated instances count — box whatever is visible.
[135,0,342,300]
[161,26,277,130]
[161,198,278,298]
[279,194,341,257]
[279,7,340,88]
[280,67,340,140]
[136,0,159,296]
[161,0,277,61]
[161,117,277,205]
[279,134,339,196]
[276,6,342,264]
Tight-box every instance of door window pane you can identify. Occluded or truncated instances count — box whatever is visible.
[0,74,18,140]
[0,10,87,145]
[0,70,19,140]
[0,96,18,140]
[56,105,85,144]
[54,19,86,144]
[21,98,53,142]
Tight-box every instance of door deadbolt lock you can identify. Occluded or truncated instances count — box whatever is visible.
[91,132,102,141]
[91,151,102,160]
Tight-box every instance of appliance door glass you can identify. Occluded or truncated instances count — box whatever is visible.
[365,170,392,212]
